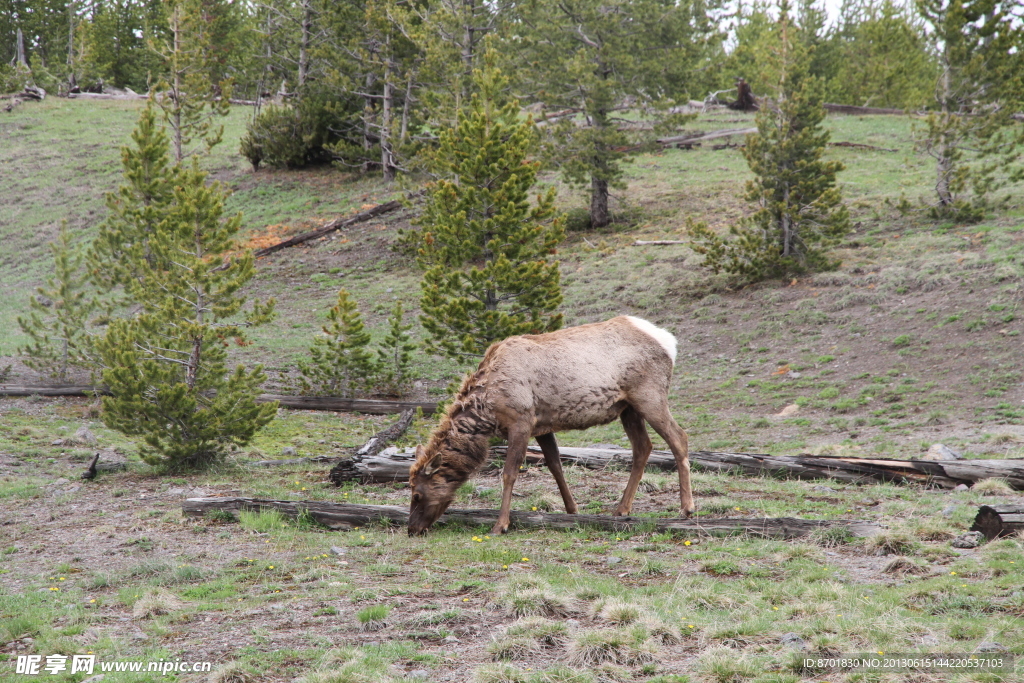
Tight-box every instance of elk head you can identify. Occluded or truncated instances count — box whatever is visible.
[407,445,461,536]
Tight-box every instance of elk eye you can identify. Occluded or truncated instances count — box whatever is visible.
[411,493,421,503]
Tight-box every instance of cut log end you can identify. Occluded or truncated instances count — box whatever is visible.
[970,504,1024,540]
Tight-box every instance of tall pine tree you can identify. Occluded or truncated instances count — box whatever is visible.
[93,102,276,470]
[412,53,564,359]
[689,0,849,279]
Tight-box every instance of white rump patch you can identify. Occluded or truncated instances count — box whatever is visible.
[625,316,677,364]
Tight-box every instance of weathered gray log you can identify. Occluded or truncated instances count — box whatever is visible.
[633,240,688,246]
[0,386,436,415]
[823,103,906,116]
[181,497,880,538]
[258,394,435,415]
[329,409,416,484]
[656,127,757,146]
[251,455,339,467]
[254,191,423,258]
[971,505,1024,540]
[344,444,1024,490]
[0,385,110,397]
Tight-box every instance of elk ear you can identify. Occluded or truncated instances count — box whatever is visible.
[423,451,443,477]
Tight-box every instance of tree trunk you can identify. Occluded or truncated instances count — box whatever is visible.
[181,496,881,538]
[935,63,953,206]
[362,65,377,174]
[381,36,396,182]
[461,0,477,102]
[16,28,27,67]
[590,176,609,228]
[171,6,184,164]
[298,0,312,87]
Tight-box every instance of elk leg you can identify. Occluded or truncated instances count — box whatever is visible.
[615,406,653,516]
[536,433,577,514]
[639,404,693,517]
[492,423,532,535]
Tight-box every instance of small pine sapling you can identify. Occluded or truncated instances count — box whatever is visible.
[689,1,849,280]
[297,289,377,398]
[18,223,101,384]
[375,300,416,397]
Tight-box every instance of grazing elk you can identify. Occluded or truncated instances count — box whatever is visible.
[408,316,692,536]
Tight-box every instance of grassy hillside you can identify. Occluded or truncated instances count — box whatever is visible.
[2,98,1022,459]
[2,98,1024,683]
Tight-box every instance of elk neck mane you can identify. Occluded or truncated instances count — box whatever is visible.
[411,370,495,478]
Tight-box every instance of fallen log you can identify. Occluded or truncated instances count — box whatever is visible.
[329,409,416,485]
[656,127,757,146]
[830,141,898,152]
[824,103,905,116]
[254,191,423,258]
[0,385,109,397]
[181,497,880,538]
[259,394,435,415]
[970,505,1024,540]
[0,385,436,415]
[334,444,1024,490]
[633,240,687,246]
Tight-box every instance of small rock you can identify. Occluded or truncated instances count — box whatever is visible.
[167,488,186,496]
[954,483,969,492]
[605,556,622,565]
[443,635,460,644]
[780,632,806,650]
[318,439,326,444]
[951,531,984,549]
[75,426,98,445]
[330,546,347,556]
[131,630,148,641]
[975,641,1007,653]
[281,447,297,457]
[474,486,493,496]
[788,371,802,379]
[776,404,800,417]
[51,439,65,446]
[407,670,429,680]
[565,619,581,629]
[941,504,957,518]
[414,381,423,389]
[49,478,69,487]
[922,444,962,461]
[917,634,940,647]
[812,485,836,493]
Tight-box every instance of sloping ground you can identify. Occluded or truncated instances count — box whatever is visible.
[1,100,1023,465]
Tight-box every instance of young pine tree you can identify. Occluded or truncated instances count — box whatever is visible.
[18,223,101,384]
[412,54,565,360]
[690,1,849,280]
[153,0,233,163]
[375,300,416,397]
[297,289,376,398]
[94,105,277,470]
[915,0,1024,221]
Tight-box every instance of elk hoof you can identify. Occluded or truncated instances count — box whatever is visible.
[489,523,509,535]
